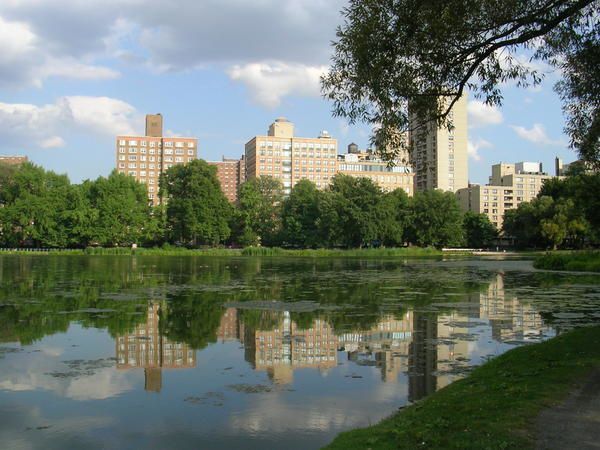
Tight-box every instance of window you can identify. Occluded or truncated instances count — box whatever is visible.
[119,155,125,161]
[128,140,138,146]
[188,149,194,156]
[187,142,195,148]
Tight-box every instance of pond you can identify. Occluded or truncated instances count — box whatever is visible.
[0,255,599,449]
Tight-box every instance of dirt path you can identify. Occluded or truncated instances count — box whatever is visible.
[535,369,600,449]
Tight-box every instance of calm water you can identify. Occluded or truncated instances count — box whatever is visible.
[1,255,599,449]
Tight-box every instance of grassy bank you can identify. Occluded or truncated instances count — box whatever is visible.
[534,251,600,272]
[0,246,452,258]
[325,326,600,450]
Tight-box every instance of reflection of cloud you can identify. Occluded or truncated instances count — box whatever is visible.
[0,402,113,450]
[227,384,405,435]
[0,349,134,400]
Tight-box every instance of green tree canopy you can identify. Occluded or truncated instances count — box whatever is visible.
[161,159,232,246]
[318,174,384,248]
[407,190,464,248]
[0,162,88,247]
[236,176,284,247]
[280,179,323,248]
[463,211,498,248]
[84,170,151,246]
[323,0,599,165]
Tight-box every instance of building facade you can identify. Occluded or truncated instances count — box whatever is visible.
[116,114,197,205]
[456,161,560,230]
[207,156,245,203]
[337,145,415,195]
[0,155,28,165]
[409,96,468,193]
[245,118,338,194]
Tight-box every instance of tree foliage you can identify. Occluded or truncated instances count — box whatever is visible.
[463,211,499,248]
[280,179,323,248]
[161,159,232,246]
[236,176,284,247]
[322,0,599,164]
[407,190,464,248]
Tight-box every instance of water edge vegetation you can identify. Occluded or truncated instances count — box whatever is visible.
[324,326,600,450]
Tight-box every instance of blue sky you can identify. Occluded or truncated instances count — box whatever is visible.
[0,0,578,185]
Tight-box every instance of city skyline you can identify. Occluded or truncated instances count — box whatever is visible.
[0,1,578,186]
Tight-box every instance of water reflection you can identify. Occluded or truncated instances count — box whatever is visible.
[116,301,196,392]
[0,256,597,449]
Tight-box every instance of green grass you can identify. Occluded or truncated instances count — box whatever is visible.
[324,326,600,450]
[534,251,600,272]
[0,246,452,258]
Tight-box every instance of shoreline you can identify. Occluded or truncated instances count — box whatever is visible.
[324,326,600,449]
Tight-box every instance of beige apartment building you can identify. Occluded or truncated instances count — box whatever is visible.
[456,161,560,230]
[207,156,245,203]
[0,155,28,165]
[116,114,198,205]
[338,144,415,195]
[245,118,338,194]
[409,95,468,193]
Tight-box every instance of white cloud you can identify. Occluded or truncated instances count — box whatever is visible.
[510,123,564,146]
[0,14,119,87]
[39,136,66,148]
[467,101,503,128]
[41,58,120,82]
[0,96,141,150]
[467,138,493,162]
[228,62,326,108]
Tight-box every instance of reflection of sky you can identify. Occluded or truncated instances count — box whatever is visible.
[0,325,135,401]
[0,259,597,449]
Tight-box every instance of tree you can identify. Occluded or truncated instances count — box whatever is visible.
[407,190,464,248]
[503,195,589,248]
[237,176,284,247]
[539,172,600,242]
[463,211,498,248]
[84,171,151,246]
[161,159,232,246]
[318,174,384,248]
[378,188,411,246]
[280,180,323,248]
[0,163,88,247]
[322,0,599,165]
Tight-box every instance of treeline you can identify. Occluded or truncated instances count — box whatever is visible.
[0,160,498,249]
[503,172,600,249]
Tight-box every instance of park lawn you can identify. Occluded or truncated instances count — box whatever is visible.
[324,326,600,450]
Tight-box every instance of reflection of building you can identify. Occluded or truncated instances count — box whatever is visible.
[116,301,196,392]
[244,311,338,384]
[216,308,242,342]
[478,273,548,342]
[338,313,413,382]
[408,312,438,402]
[116,114,198,205]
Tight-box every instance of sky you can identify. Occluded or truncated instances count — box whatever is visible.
[0,0,578,185]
